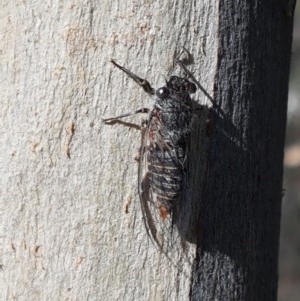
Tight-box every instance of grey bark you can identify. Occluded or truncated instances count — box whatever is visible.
[0,0,294,300]
[0,1,217,300]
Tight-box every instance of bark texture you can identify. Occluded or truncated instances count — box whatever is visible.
[0,1,217,300]
[0,0,294,300]
[190,1,295,301]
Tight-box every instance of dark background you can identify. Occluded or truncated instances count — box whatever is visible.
[278,3,300,300]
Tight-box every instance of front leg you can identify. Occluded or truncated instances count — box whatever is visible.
[102,108,149,122]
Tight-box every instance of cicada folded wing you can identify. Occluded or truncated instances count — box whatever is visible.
[138,113,186,250]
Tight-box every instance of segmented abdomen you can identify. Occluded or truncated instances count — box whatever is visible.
[147,109,187,219]
[148,145,182,189]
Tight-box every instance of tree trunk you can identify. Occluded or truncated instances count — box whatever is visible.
[190,1,296,301]
[0,1,295,301]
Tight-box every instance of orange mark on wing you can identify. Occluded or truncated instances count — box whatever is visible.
[159,205,169,220]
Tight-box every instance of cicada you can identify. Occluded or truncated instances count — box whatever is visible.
[104,59,197,249]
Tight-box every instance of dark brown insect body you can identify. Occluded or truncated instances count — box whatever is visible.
[104,60,197,248]
[145,76,196,220]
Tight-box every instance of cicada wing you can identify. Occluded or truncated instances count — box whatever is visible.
[137,120,162,247]
[138,119,181,251]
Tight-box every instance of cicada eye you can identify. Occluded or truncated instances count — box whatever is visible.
[189,83,197,93]
[156,87,170,99]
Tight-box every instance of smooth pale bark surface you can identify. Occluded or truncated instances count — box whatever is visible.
[0,1,217,300]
